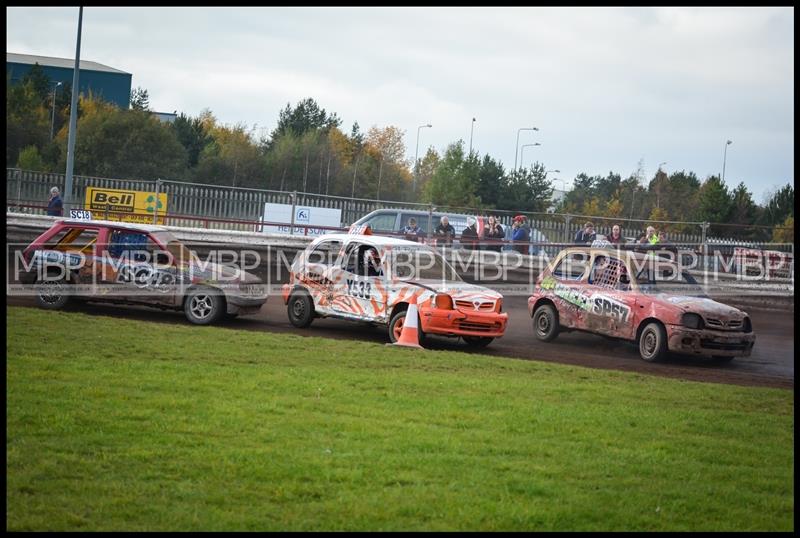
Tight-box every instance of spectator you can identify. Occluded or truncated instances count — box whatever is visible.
[511,215,530,255]
[638,226,658,245]
[400,217,425,243]
[658,230,668,244]
[482,215,505,252]
[47,187,63,217]
[574,221,596,244]
[461,217,479,250]
[434,216,455,247]
[608,224,624,245]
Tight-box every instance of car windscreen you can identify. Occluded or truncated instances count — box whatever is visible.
[634,262,706,296]
[388,246,462,282]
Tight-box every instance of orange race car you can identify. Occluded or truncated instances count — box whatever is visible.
[282,228,508,347]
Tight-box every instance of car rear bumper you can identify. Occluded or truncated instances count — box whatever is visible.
[419,307,508,338]
[667,325,756,357]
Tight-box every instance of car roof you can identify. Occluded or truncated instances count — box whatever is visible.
[313,233,430,248]
[58,218,169,233]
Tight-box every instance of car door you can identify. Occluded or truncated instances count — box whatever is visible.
[99,229,175,306]
[546,251,591,330]
[328,241,387,322]
[584,253,636,339]
[300,238,343,317]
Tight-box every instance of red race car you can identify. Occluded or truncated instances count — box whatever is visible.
[528,247,755,362]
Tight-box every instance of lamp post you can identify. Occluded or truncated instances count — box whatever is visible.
[722,140,732,183]
[514,126,539,171]
[519,143,541,170]
[469,117,476,155]
[413,123,432,194]
[64,5,84,215]
[50,81,62,140]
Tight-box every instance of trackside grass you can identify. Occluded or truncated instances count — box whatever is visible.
[6,306,793,531]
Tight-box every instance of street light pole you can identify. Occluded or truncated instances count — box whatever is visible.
[469,117,476,155]
[514,126,539,171]
[722,140,732,183]
[64,6,84,215]
[519,143,541,170]
[50,81,62,140]
[413,123,431,195]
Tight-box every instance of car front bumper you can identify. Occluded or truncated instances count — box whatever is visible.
[667,325,756,357]
[418,306,508,338]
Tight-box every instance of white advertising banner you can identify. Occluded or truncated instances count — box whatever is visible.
[260,203,342,236]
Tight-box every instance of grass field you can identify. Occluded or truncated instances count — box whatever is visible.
[6,306,794,531]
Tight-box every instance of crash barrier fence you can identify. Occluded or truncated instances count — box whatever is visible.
[7,207,794,283]
[7,167,791,250]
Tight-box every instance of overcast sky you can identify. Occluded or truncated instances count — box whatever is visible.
[6,6,794,202]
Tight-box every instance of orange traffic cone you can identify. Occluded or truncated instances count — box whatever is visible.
[390,294,424,349]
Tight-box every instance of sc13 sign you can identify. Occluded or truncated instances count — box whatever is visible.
[70,209,93,220]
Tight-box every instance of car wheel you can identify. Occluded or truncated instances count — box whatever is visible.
[533,304,559,342]
[34,277,71,310]
[638,322,668,362]
[463,336,494,348]
[184,287,225,325]
[287,291,314,328]
[388,308,426,345]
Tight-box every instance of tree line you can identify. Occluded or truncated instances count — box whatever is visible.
[6,63,794,240]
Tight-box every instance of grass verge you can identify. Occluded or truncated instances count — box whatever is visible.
[6,306,794,531]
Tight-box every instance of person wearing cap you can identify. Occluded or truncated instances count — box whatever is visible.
[511,215,530,255]
[461,216,479,250]
[47,187,63,216]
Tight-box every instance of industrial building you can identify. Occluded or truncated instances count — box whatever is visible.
[6,52,132,109]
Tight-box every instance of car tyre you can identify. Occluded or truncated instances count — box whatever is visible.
[184,287,225,325]
[533,304,559,342]
[388,308,426,345]
[34,276,71,310]
[287,291,315,328]
[463,336,494,348]
[638,322,668,362]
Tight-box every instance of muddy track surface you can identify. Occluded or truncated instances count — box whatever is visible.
[6,295,794,390]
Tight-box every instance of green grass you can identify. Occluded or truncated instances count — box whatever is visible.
[6,306,794,531]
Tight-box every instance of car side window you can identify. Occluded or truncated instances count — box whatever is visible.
[307,240,343,266]
[552,253,589,281]
[109,231,157,262]
[366,213,397,232]
[588,255,626,289]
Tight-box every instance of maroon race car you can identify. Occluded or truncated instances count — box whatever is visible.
[528,247,756,362]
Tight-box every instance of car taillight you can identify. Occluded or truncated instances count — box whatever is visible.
[434,293,454,310]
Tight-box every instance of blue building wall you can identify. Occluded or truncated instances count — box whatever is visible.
[7,62,132,109]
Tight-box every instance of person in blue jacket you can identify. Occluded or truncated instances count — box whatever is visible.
[511,215,530,255]
[47,187,63,216]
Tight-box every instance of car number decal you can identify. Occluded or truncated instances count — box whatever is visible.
[346,278,372,299]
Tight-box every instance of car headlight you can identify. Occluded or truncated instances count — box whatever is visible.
[495,298,503,313]
[743,316,752,333]
[434,293,454,310]
[681,313,704,329]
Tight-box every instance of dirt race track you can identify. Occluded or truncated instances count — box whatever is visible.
[7,294,793,390]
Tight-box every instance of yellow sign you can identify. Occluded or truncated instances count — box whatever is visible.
[84,187,168,224]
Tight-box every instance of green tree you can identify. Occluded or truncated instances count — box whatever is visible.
[761,184,794,226]
[171,113,213,168]
[130,87,150,111]
[696,175,732,235]
[771,215,793,244]
[6,72,50,166]
[62,95,188,180]
[16,145,46,171]
[499,162,554,213]
[269,97,342,144]
[729,182,758,239]
[475,154,505,208]
[422,141,480,207]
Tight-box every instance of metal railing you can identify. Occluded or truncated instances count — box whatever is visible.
[6,168,791,250]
